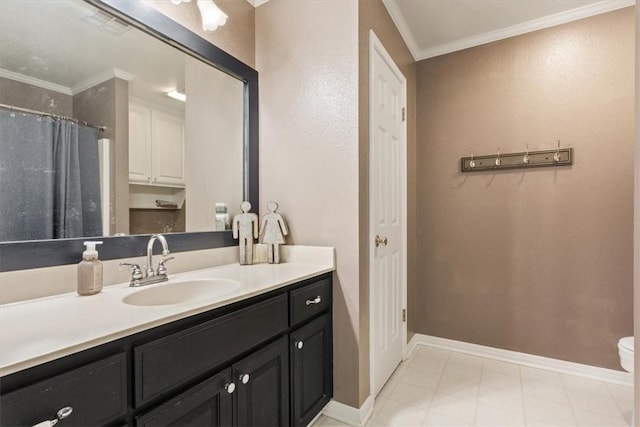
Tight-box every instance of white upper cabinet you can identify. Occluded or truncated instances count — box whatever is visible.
[129,99,185,187]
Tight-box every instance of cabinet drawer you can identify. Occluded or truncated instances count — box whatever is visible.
[134,294,288,406]
[290,277,331,326]
[0,353,127,427]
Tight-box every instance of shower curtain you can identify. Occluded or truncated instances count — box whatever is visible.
[0,109,103,241]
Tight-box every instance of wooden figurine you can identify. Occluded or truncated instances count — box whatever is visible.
[232,201,259,265]
[259,201,289,264]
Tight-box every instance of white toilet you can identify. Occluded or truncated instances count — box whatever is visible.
[618,336,634,426]
[618,336,634,373]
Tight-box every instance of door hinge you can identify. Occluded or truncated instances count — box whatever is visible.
[402,309,407,322]
[401,107,406,122]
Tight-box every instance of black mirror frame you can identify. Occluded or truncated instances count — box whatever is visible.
[0,0,258,272]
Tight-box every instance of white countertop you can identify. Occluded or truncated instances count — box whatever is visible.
[0,248,334,377]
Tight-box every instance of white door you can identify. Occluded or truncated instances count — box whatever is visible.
[369,30,407,397]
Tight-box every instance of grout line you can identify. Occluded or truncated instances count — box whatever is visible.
[517,363,527,425]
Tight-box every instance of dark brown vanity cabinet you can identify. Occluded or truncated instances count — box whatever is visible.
[290,315,332,427]
[0,353,127,427]
[0,273,332,427]
[137,335,290,427]
[136,369,234,427]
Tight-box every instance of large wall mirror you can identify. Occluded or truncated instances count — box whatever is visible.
[0,0,258,271]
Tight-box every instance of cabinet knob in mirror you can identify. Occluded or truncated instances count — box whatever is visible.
[240,373,250,384]
[225,382,236,394]
[295,341,304,350]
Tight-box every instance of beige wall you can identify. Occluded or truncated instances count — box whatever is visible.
[416,8,635,370]
[634,4,639,425]
[147,0,255,68]
[256,0,361,407]
[359,0,417,405]
[0,77,73,116]
[184,57,244,231]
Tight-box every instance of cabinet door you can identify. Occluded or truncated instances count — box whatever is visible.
[129,103,153,183]
[234,336,289,427]
[290,314,332,427]
[136,369,233,427]
[152,110,185,186]
[0,353,127,427]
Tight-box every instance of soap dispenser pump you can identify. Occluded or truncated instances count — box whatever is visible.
[78,241,104,296]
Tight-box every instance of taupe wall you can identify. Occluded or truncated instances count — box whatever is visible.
[148,0,255,68]
[634,5,639,424]
[359,0,417,404]
[74,78,130,235]
[415,8,635,370]
[0,78,72,116]
[256,0,361,408]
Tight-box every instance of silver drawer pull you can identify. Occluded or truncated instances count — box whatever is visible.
[240,373,250,384]
[225,382,236,394]
[33,407,73,427]
[295,340,304,350]
[305,296,322,305]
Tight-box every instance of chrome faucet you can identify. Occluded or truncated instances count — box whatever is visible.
[120,234,174,287]
[146,234,170,277]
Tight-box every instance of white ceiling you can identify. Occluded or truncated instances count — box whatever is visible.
[382,0,635,60]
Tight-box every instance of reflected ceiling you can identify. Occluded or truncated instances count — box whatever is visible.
[0,0,185,110]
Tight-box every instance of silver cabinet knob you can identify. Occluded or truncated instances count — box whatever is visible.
[295,341,304,350]
[240,373,250,384]
[305,296,321,305]
[37,406,73,426]
[225,382,236,394]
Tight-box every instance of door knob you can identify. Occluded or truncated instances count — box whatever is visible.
[374,235,388,247]
[239,373,250,384]
[225,382,236,394]
[295,341,304,350]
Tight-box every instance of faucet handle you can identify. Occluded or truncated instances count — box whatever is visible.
[157,256,175,276]
[119,262,144,280]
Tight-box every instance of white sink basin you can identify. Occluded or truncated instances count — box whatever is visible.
[122,278,242,306]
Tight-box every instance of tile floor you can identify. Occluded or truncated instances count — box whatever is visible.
[314,346,634,427]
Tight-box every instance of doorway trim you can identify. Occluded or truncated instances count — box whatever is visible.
[368,29,408,397]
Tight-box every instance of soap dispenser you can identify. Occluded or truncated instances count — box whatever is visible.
[78,241,104,296]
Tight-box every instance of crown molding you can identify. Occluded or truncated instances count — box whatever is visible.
[71,68,136,95]
[381,0,420,61]
[0,69,73,95]
[245,0,270,7]
[383,0,635,62]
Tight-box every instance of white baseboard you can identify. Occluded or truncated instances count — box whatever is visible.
[409,334,633,386]
[323,394,375,426]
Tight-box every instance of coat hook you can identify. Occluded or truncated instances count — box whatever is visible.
[523,143,530,164]
[495,146,501,166]
[554,140,561,162]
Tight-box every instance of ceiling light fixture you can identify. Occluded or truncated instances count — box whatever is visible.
[170,0,227,32]
[167,90,187,102]
[196,0,228,31]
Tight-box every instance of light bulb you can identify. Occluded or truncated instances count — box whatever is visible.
[197,0,228,31]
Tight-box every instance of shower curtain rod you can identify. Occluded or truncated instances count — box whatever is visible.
[0,103,106,132]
